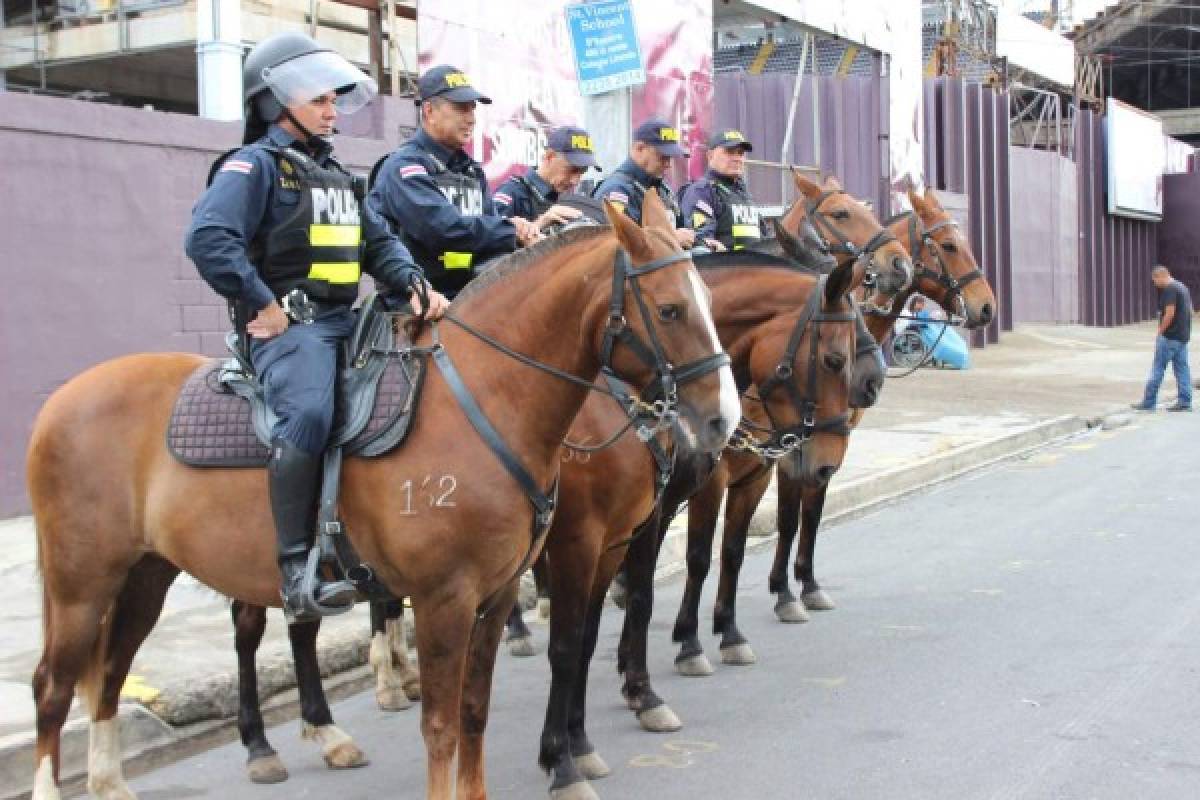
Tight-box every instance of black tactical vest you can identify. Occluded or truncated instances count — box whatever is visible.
[249,147,364,305]
[712,180,762,251]
[371,153,487,298]
[514,174,557,219]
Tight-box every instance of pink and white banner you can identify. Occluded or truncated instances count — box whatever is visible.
[417,0,712,188]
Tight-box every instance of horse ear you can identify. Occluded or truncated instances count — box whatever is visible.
[791,168,821,199]
[823,174,844,192]
[604,200,651,259]
[640,188,675,237]
[908,188,926,214]
[824,259,854,309]
[923,186,944,211]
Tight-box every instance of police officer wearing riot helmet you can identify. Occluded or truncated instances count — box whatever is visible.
[493,125,599,228]
[184,32,449,623]
[680,129,765,252]
[591,119,695,248]
[368,65,541,299]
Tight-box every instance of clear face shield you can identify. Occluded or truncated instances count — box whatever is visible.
[261,50,378,115]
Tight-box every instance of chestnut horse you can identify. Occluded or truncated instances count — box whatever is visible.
[766,186,998,622]
[25,193,738,800]
[666,186,999,681]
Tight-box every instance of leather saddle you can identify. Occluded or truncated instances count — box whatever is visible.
[167,294,426,467]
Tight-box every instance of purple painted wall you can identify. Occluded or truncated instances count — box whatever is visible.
[1008,147,1079,324]
[714,72,885,212]
[1075,109,1158,327]
[1159,172,1200,300]
[0,92,415,516]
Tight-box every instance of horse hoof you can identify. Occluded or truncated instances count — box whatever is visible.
[402,675,422,702]
[323,741,369,770]
[720,643,757,666]
[508,635,538,657]
[637,704,682,733]
[87,780,137,800]
[609,583,628,610]
[802,589,836,611]
[550,780,601,800]
[775,600,810,624]
[247,754,289,784]
[574,751,611,780]
[538,596,552,620]
[376,685,414,712]
[675,653,714,677]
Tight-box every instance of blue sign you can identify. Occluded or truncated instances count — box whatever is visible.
[565,0,646,96]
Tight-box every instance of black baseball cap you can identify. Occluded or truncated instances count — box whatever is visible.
[416,65,492,104]
[634,119,688,157]
[547,125,600,170]
[708,128,753,152]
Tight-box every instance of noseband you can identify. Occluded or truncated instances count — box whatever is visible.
[733,275,855,459]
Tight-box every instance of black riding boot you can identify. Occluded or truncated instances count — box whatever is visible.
[268,437,356,624]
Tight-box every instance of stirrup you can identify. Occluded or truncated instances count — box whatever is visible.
[282,547,357,624]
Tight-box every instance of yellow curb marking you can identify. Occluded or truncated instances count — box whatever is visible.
[120,675,161,703]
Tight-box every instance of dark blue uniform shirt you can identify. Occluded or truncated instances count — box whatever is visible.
[184,125,420,311]
[367,128,516,259]
[679,169,753,241]
[493,168,557,220]
[592,158,682,226]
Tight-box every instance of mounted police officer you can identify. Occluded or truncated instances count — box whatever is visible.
[368,65,541,299]
[493,125,599,229]
[680,129,765,252]
[591,118,695,248]
[184,32,449,623]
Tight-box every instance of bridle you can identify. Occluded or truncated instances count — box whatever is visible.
[796,189,899,288]
[873,210,983,319]
[730,274,855,459]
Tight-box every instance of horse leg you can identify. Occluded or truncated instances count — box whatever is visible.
[671,476,723,677]
[456,582,517,800]
[616,506,682,733]
[566,573,618,784]
[538,536,599,799]
[78,555,178,800]
[231,601,289,784]
[505,597,537,658]
[412,590,475,800]
[533,552,552,620]
[388,601,422,701]
[713,471,773,666]
[769,471,810,624]
[286,618,369,770]
[796,484,836,611]
[370,599,416,710]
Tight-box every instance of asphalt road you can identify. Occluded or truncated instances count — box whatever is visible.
[128,411,1200,800]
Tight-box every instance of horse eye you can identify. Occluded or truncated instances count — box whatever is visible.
[942,242,958,253]
[831,210,851,221]
[658,304,682,322]
[824,353,847,372]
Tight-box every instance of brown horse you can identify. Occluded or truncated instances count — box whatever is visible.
[25,192,738,800]
[767,185,999,623]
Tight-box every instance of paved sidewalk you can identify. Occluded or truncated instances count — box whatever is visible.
[0,321,1187,798]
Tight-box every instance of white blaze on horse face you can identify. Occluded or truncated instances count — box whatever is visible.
[86,718,133,800]
[686,269,740,444]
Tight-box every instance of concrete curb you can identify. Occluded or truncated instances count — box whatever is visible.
[0,413,1095,800]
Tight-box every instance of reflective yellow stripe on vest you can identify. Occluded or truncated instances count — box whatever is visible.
[308,262,362,284]
[440,252,474,270]
[310,225,362,248]
[732,225,760,240]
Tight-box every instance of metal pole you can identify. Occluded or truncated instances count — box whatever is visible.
[387,0,400,96]
[0,0,7,91]
[780,32,811,205]
[811,32,820,173]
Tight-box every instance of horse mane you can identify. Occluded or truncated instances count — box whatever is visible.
[693,250,820,274]
[453,224,613,304]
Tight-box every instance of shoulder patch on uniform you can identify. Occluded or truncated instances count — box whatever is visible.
[220,159,255,175]
[494,191,513,207]
[399,164,429,178]
[694,200,714,216]
[605,190,630,205]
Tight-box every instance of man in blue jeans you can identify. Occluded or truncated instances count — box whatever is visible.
[1132,265,1193,412]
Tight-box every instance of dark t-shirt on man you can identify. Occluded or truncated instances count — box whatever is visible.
[1159,279,1193,343]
